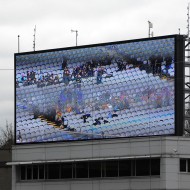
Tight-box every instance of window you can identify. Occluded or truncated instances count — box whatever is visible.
[19,158,160,181]
[26,166,32,180]
[119,159,131,176]
[33,165,38,180]
[151,159,160,175]
[20,165,26,180]
[89,161,101,178]
[180,159,187,172]
[48,164,60,179]
[39,165,45,179]
[103,160,118,177]
[136,159,150,176]
[178,158,190,173]
[61,163,72,179]
[75,162,88,178]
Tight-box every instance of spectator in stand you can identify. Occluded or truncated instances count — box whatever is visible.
[31,71,36,81]
[54,75,60,84]
[72,67,77,79]
[116,59,124,71]
[105,55,112,66]
[37,76,46,88]
[33,77,37,84]
[47,73,54,85]
[149,55,157,75]
[88,65,94,77]
[140,60,150,73]
[21,73,26,82]
[81,114,91,123]
[17,131,22,142]
[75,73,82,87]
[27,78,33,85]
[93,118,101,125]
[62,59,67,70]
[46,73,50,82]
[22,76,28,86]
[63,67,70,85]
[96,67,105,84]
[27,71,30,80]
[155,56,163,75]
[55,109,64,126]
[165,55,172,76]
[136,58,143,68]
[129,56,138,68]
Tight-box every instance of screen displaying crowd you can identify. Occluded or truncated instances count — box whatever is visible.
[16,37,175,143]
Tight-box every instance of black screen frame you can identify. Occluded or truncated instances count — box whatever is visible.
[14,34,185,145]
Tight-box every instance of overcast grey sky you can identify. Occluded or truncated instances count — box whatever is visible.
[0,0,188,129]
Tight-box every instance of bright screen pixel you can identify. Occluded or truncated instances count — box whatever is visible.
[16,37,175,143]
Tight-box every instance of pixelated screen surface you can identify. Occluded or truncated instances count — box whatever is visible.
[16,36,176,144]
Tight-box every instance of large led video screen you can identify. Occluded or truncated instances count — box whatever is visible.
[15,35,184,144]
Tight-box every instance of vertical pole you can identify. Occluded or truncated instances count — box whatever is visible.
[71,29,78,46]
[76,30,78,46]
[187,4,190,64]
[18,35,20,53]
[188,4,189,38]
[148,21,153,38]
[33,25,36,51]
[148,26,150,38]
[148,21,151,38]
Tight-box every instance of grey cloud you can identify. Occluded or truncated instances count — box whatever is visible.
[0,0,188,130]
[0,100,14,125]
[0,0,153,26]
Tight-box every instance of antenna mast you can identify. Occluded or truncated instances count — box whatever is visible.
[185,3,190,136]
[187,4,190,38]
[33,25,36,51]
[18,35,20,53]
[186,3,190,61]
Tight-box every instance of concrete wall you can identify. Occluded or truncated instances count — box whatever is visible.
[11,136,190,190]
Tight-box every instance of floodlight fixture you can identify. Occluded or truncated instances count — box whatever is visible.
[148,21,153,38]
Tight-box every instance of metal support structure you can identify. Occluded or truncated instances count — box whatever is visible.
[184,4,190,135]
[71,29,78,46]
[187,4,190,38]
[184,42,190,134]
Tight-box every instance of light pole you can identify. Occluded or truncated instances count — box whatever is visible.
[148,21,153,38]
[71,29,78,46]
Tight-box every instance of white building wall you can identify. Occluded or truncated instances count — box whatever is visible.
[11,136,190,190]
[12,137,163,161]
[13,178,163,190]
